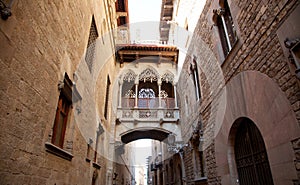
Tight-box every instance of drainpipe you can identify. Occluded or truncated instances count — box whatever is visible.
[158,80,162,108]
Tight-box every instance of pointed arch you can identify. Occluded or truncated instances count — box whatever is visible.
[139,67,160,82]
[122,69,137,82]
[161,70,175,83]
[120,69,137,108]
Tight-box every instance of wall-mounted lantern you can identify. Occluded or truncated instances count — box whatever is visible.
[285,38,300,79]
[0,0,15,20]
[167,133,188,153]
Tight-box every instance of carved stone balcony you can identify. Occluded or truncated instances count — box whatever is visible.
[117,97,179,123]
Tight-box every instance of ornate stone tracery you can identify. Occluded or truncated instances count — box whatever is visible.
[161,72,174,83]
[159,90,168,98]
[139,68,159,82]
[138,88,155,98]
[123,70,137,82]
[124,90,136,98]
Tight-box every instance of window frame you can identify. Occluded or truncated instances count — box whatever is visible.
[213,0,237,58]
[51,94,71,148]
[190,58,201,101]
[45,73,81,161]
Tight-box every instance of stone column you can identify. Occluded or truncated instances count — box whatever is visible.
[134,83,138,108]
[158,80,162,108]
[118,80,123,108]
[174,83,178,108]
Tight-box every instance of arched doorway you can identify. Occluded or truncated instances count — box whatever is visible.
[234,118,274,185]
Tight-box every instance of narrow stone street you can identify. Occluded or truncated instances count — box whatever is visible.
[0,0,299,185]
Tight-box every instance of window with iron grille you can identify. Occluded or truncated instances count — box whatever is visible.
[85,17,99,73]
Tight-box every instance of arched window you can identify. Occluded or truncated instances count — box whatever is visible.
[190,58,201,101]
[213,0,237,57]
[121,70,136,107]
[137,68,159,108]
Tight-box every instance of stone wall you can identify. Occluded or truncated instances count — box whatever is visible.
[178,0,300,184]
[0,0,119,184]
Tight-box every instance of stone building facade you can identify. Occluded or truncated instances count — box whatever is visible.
[1,0,300,185]
[174,0,300,185]
[0,0,132,184]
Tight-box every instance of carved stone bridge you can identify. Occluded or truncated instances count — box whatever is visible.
[113,44,182,145]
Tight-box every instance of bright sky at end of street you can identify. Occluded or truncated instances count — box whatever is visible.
[128,0,162,23]
[128,0,162,42]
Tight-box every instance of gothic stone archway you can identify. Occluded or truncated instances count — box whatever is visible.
[121,128,170,144]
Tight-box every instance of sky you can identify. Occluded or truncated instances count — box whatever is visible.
[132,139,152,185]
[128,0,161,23]
[128,0,162,43]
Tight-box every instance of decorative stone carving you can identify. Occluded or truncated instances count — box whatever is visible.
[122,110,133,118]
[139,68,159,82]
[123,70,137,82]
[139,110,158,118]
[159,90,168,98]
[164,110,174,118]
[139,88,156,98]
[124,90,136,98]
[161,72,174,83]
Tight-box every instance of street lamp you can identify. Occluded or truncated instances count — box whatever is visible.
[167,133,188,153]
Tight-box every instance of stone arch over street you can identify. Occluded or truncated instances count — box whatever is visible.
[120,127,171,144]
[113,45,182,145]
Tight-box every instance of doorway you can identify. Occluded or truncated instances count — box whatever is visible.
[234,118,274,185]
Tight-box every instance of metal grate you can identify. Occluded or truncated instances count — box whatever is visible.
[85,17,98,73]
[234,119,274,185]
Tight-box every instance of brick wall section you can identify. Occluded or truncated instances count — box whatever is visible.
[205,143,220,185]
[178,0,300,184]
[183,148,193,183]
[219,0,299,182]
[222,0,300,121]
